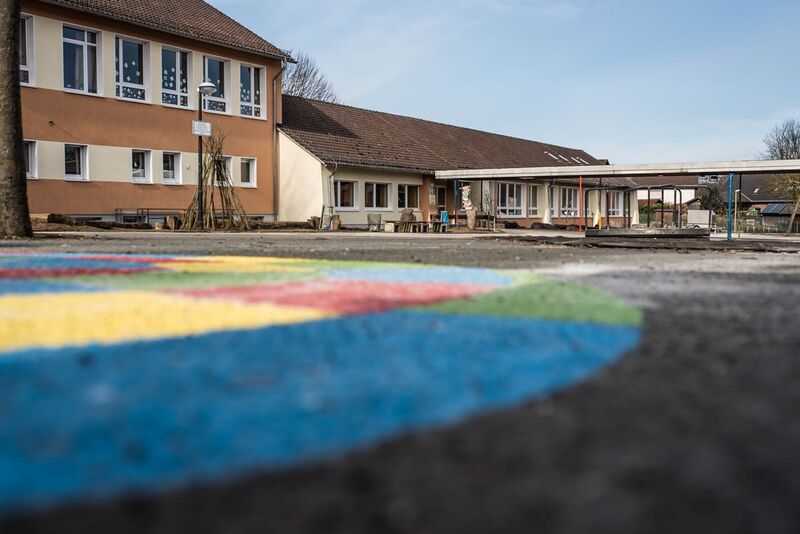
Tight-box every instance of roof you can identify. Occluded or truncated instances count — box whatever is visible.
[437,160,800,181]
[42,0,291,60]
[627,176,702,187]
[279,95,603,175]
[721,174,794,203]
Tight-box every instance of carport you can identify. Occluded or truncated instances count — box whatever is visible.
[436,159,800,239]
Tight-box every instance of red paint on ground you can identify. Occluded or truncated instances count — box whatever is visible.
[0,267,155,279]
[171,280,495,315]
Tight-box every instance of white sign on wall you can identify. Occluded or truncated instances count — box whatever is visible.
[192,120,212,137]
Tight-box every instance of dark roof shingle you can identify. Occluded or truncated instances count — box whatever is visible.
[43,0,290,60]
[280,95,603,174]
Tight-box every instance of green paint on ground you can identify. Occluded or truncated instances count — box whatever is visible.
[419,279,642,326]
[55,270,322,291]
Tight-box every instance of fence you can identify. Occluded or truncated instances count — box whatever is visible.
[713,215,800,234]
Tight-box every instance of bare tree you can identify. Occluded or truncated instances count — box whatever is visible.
[762,119,800,234]
[283,51,340,103]
[0,0,32,238]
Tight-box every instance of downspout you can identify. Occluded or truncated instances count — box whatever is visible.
[272,61,289,221]
[326,160,338,229]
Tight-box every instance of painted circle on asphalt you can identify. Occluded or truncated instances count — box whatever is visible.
[0,253,641,514]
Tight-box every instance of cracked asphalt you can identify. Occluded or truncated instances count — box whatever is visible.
[3,232,800,534]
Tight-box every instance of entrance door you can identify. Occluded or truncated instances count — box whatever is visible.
[435,186,447,214]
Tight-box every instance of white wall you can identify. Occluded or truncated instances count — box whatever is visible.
[326,167,425,226]
[278,131,324,222]
[637,188,697,203]
[23,11,269,118]
[26,140,198,184]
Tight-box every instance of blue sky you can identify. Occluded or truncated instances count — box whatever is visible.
[211,0,799,163]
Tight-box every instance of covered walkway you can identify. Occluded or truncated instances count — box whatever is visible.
[436,159,800,239]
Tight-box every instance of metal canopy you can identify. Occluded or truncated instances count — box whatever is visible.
[435,159,800,181]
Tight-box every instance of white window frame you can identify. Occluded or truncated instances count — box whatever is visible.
[61,24,100,95]
[239,64,264,119]
[397,184,420,209]
[64,144,88,181]
[365,182,391,211]
[161,47,191,109]
[19,14,33,86]
[23,140,37,179]
[528,184,539,217]
[162,152,181,185]
[115,35,148,102]
[212,155,233,185]
[239,157,257,188]
[203,55,230,114]
[497,182,524,218]
[560,186,579,217]
[131,149,152,184]
[608,191,623,217]
[334,180,357,210]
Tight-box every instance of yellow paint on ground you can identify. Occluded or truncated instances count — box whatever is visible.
[0,292,331,353]
[154,256,318,274]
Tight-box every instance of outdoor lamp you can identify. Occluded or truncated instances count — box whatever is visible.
[196,82,216,230]
[198,81,216,96]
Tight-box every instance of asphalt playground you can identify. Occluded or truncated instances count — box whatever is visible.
[2,232,800,533]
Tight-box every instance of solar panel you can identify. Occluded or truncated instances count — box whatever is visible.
[762,204,784,215]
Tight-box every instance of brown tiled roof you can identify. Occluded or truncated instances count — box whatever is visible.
[280,95,603,174]
[42,0,291,60]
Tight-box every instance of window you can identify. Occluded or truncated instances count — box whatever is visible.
[528,184,539,217]
[162,152,180,184]
[335,180,355,209]
[560,187,578,217]
[240,158,256,186]
[497,182,523,217]
[19,16,32,84]
[608,191,623,217]
[213,156,232,184]
[435,186,447,211]
[64,144,87,180]
[115,37,146,100]
[63,26,98,94]
[132,150,151,183]
[23,141,36,179]
[550,186,557,217]
[203,56,227,112]
[365,182,390,209]
[397,184,420,209]
[239,65,262,117]
[161,48,189,107]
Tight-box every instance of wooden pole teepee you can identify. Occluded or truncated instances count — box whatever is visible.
[183,131,249,231]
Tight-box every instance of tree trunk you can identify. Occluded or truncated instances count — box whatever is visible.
[787,197,800,236]
[0,0,32,238]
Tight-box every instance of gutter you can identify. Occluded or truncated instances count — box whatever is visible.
[271,61,290,221]
[325,161,338,229]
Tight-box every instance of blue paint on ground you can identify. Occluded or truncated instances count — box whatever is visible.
[324,267,514,286]
[0,257,159,271]
[0,311,638,513]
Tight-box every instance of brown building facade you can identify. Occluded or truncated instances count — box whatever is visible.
[20,0,290,220]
